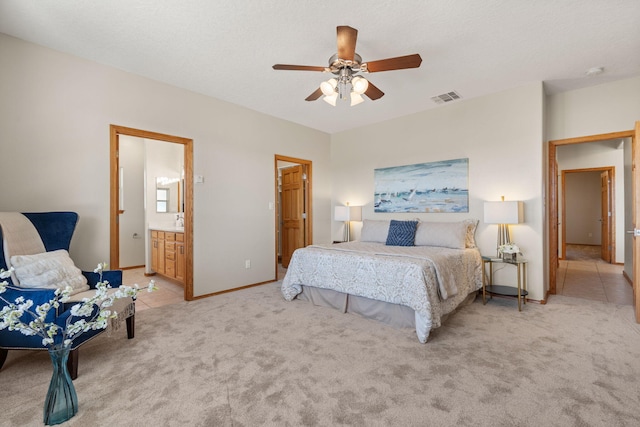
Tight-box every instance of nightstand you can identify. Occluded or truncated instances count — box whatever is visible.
[481,255,528,311]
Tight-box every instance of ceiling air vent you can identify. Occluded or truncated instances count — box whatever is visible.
[431,91,462,105]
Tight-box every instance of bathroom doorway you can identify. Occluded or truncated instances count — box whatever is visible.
[110,125,195,300]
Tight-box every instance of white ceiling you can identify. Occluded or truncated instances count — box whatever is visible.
[1,1,639,134]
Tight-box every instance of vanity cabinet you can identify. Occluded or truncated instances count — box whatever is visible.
[151,230,165,274]
[164,232,177,278]
[150,229,185,284]
[175,233,185,283]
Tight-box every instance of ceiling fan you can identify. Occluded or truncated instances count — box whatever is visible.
[272,26,422,106]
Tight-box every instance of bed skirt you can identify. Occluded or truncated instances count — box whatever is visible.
[297,285,477,336]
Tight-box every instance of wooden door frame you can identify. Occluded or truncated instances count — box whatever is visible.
[274,155,313,280]
[634,122,640,322]
[548,130,634,297]
[110,125,195,300]
[560,167,615,261]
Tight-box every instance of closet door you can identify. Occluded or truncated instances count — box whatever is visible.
[280,165,305,268]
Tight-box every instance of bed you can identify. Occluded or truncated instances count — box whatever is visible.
[281,219,482,343]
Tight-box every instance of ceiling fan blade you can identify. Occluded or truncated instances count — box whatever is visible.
[273,64,327,72]
[305,87,323,101]
[336,26,358,61]
[364,54,423,73]
[364,81,384,100]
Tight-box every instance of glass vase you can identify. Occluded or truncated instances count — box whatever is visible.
[43,345,78,425]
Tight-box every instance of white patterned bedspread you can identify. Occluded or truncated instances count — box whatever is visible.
[281,242,482,343]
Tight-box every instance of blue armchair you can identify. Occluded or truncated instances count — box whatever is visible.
[0,212,135,379]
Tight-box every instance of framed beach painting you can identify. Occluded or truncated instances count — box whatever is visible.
[374,158,469,213]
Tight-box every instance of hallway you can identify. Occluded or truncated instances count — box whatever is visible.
[557,244,633,305]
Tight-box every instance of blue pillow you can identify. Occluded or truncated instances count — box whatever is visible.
[385,220,418,246]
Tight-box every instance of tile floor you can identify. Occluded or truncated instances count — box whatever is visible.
[122,264,288,312]
[557,244,633,305]
[121,268,185,312]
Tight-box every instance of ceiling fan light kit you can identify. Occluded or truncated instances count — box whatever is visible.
[323,92,338,106]
[273,26,422,107]
[350,92,364,106]
[351,76,369,94]
[320,78,338,96]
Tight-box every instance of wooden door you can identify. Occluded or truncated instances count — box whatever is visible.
[280,165,305,268]
[634,121,640,322]
[600,171,611,262]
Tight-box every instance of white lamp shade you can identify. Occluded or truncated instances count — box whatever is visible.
[351,76,369,94]
[350,92,364,106]
[335,205,362,222]
[349,206,362,221]
[323,93,338,106]
[321,78,338,96]
[484,201,524,224]
[334,206,350,221]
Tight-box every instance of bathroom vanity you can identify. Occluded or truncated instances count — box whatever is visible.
[150,228,185,284]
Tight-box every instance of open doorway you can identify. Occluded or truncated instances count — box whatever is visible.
[548,129,637,315]
[561,167,614,263]
[110,125,194,300]
[274,155,313,280]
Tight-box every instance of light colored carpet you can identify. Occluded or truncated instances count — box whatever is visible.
[1,282,639,426]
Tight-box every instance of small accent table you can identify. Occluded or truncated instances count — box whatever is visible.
[481,256,528,311]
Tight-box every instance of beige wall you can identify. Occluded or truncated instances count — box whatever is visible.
[0,34,332,296]
[563,171,602,244]
[118,135,145,268]
[546,76,640,140]
[331,83,547,300]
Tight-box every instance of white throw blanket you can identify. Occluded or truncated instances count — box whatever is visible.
[0,212,46,283]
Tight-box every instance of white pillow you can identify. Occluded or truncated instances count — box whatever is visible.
[463,218,479,248]
[10,249,90,295]
[414,221,467,249]
[360,219,390,243]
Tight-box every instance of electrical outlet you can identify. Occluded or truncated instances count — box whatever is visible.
[245,260,251,269]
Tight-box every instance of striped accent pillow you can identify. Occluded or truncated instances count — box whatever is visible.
[385,220,418,246]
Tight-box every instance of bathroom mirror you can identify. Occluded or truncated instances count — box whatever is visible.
[156,177,183,213]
